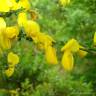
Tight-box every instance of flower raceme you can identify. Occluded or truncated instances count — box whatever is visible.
[17,12,58,65]
[24,22,58,64]
[0,0,58,65]
[61,39,87,71]
[5,52,19,77]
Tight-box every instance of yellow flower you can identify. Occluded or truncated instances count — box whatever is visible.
[17,12,28,27]
[0,31,11,50]
[0,36,11,49]
[0,0,13,12]
[5,67,14,77]
[5,26,19,39]
[8,52,19,67]
[61,39,79,53]
[59,0,70,6]
[93,32,96,46]
[78,46,87,58]
[61,51,74,71]
[24,20,40,37]
[37,32,55,48]
[0,17,12,49]
[45,46,58,64]
[18,0,30,10]
[10,0,21,10]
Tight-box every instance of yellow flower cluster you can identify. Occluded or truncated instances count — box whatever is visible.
[0,0,30,12]
[61,39,87,71]
[5,52,19,77]
[0,0,58,67]
[0,0,30,53]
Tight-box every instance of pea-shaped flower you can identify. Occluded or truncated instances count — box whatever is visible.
[8,52,19,67]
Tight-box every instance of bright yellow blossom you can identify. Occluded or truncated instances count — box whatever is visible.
[18,0,30,10]
[24,20,40,37]
[0,17,12,49]
[5,26,19,39]
[0,35,11,49]
[17,12,28,27]
[5,52,19,77]
[10,0,21,10]
[8,52,19,67]
[0,0,30,12]
[61,39,88,71]
[61,39,79,52]
[0,0,13,12]
[5,67,15,77]
[61,51,74,71]
[37,33,55,47]
[45,46,58,64]
[0,29,11,50]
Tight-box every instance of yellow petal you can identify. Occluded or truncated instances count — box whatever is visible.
[18,0,30,10]
[17,12,28,27]
[0,17,10,49]
[0,0,12,12]
[10,0,21,10]
[5,67,15,77]
[8,52,19,66]
[5,26,19,39]
[24,20,40,37]
[0,32,11,49]
[45,46,58,64]
[2,38,11,49]
[37,32,55,46]
[61,39,79,52]
[61,51,74,71]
